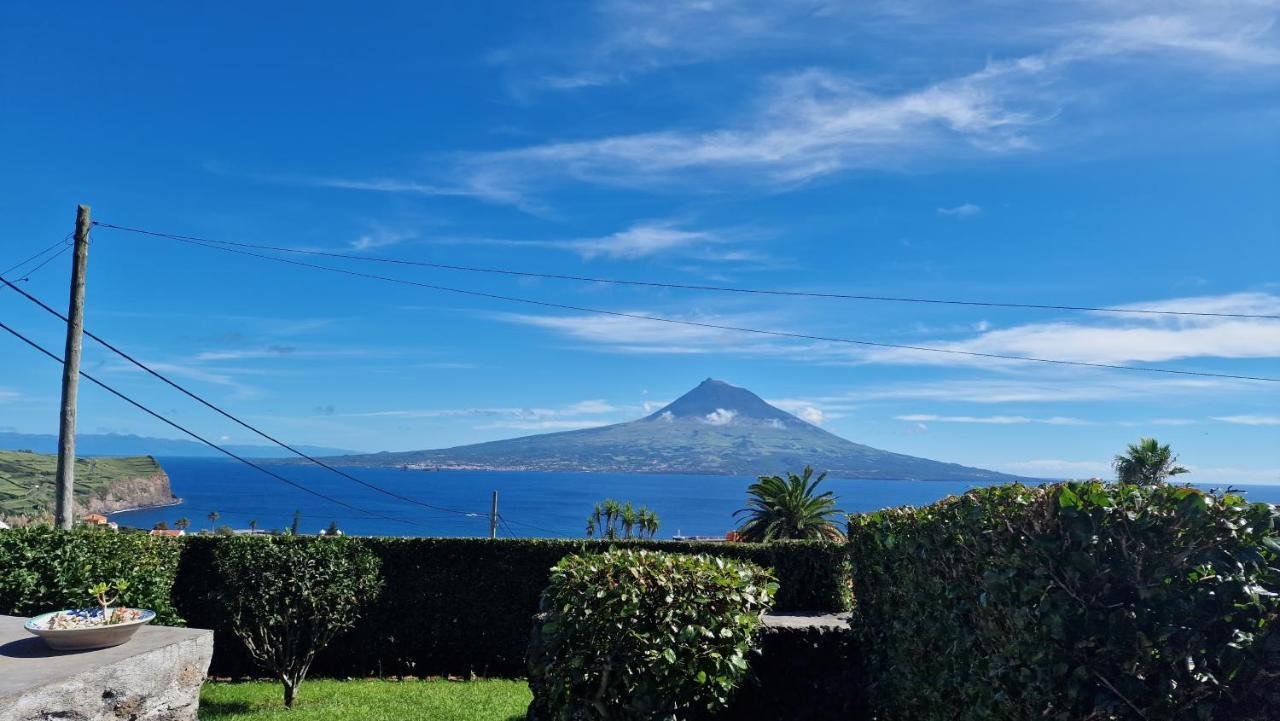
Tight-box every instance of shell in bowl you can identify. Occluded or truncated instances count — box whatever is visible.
[25,608,156,651]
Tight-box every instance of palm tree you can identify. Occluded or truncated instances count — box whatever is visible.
[248,519,258,535]
[620,502,637,539]
[637,508,660,539]
[174,517,190,531]
[208,510,219,532]
[1113,437,1189,485]
[734,466,845,541]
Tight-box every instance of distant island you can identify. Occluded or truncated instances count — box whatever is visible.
[0,431,356,459]
[0,451,177,525]
[317,379,1030,482]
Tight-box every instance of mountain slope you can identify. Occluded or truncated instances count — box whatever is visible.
[327,379,1027,482]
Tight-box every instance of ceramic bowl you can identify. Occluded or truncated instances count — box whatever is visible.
[25,608,156,651]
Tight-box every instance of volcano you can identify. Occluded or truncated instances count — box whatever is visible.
[326,379,1025,482]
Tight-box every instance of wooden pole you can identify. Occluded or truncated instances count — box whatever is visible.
[490,490,498,539]
[54,205,91,530]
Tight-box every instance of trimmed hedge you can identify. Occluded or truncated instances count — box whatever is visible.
[848,482,1280,721]
[0,527,183,624]
[174,536,849,678]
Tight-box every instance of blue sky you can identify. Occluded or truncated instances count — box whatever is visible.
[1,1,1277,483]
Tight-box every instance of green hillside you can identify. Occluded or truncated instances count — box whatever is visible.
[0,451,167,521]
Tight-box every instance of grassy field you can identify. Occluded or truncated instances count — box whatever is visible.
[199,680,531,721]
[0,450,163,519]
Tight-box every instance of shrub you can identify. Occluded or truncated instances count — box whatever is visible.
[848,481,1280,721]
[211,535,383,707]
[174,536,848,678]
[526,549,776,721]
[0,526,182,624]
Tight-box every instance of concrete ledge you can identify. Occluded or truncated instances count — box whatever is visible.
[761,611,851,631]
[0,614,213,721]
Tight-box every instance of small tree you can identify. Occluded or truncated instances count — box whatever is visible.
[153,521,169,531]
[174,517,190,531]
[289,510,302,536]
[212,536,382,707]
[207,510,219,532]
[324,520,340,536]
[248,519,258,535]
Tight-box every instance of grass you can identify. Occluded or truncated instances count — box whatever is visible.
[199,679,532,721]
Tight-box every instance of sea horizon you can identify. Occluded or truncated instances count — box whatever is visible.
[107,456,1280,539]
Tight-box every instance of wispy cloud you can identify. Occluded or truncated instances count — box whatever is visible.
[351,227,415,251]
[856,292,1280,367]
[937,203,982,217]
[896,414,1091,425]
[1212,414,1280,426]
[998,458,1110,477]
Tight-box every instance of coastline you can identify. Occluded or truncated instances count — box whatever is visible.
[106,497,184,517]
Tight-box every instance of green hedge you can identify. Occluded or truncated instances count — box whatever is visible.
[174,536,849,678]
[527,549,776,720]
[0,527,183,624]
[848,482,1280,721]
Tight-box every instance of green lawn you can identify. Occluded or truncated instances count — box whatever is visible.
[199,679,531,721]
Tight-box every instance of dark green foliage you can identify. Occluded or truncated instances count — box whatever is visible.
[526,549,776,720]
[736,466,844,541]
[726,619,863,721]
[211,535,383,706]
[175,537,849,678]
[0,526,183,624]
[848,481,1280,721]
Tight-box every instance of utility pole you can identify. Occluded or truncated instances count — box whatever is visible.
[490,490,498,539]
[54,205,91,530]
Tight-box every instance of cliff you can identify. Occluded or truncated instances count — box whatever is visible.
[0,451,177,522]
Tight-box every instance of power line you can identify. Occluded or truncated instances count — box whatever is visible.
[0,277,488,518]
[94,221,1280,321]
[104,227,1280,384]
[2,235,72,278]
[0,316,418,527]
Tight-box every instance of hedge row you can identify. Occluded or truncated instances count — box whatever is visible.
[0,527,183,624]
[848,482,1280,721]
[173,536,849,678]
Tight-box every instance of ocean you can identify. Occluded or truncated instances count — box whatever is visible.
[109,456,1280,539]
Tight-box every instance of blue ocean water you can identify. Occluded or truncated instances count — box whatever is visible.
[109,457,1280,538]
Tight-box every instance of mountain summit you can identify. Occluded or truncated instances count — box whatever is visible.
[645,378,794,424]
[326,379,1025,482]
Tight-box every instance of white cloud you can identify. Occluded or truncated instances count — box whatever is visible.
[1212,415,1280,426]
[563,399,617,414]
[896,414,1091,425]
[1076,13,1280,66]
[657,410,674,422]
[571,222,718,259]
[938,203,982,217]
[839,376,1243,404]
[858,292,1280,367]
[796,406,825,425]
[472,419,611,431]
[351,227,415,251]
[766,418,785,429]
[461,65,1042,199]
[703,408,737,426]
[999,459,1110,477]
[0,388,19,403]
[495,308,786,355]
